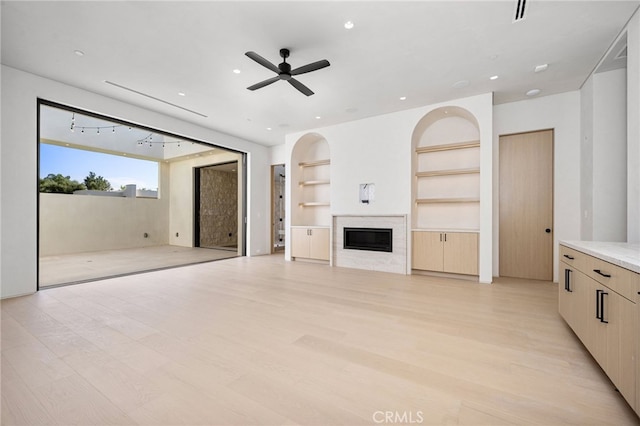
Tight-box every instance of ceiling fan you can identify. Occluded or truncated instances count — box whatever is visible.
[245,48,330,96]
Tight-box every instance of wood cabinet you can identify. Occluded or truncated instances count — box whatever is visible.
[637,287,640,413]
[412,231,478,275]
[291,227,329,261]
[559,244,638,414]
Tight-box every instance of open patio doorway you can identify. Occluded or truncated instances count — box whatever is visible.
[37,101,246,288]
[194,162,241,252]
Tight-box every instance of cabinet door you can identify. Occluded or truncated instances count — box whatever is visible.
[605,290,636,409]
[443,232,478,275]
[583,278,608,367]
[412,231,443,271]
[291,228,310,258]
[559,263,575,328]
[637,287,640,412]
[309,228,330,261]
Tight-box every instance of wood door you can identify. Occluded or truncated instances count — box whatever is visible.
[499,130,553,280]
[412,231,443,271]
[443,232,478,275]
[291,228,310,258]
[309,227,330,261]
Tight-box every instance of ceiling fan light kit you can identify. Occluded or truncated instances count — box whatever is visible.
[245,48,330,96]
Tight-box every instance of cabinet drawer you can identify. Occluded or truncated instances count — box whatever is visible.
[559,245,586,272]
[584,255,638,302]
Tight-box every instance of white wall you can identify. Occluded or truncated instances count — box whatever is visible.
[284,93,493,282]
[169,150,244,252]
[270,143,286,166]
[494,91,582,283]
[40,192,170,255]
[627,11,640,243]
[1,65,270,298]
[580,76,594,241]
[592,69,628,241]
[581,69,628,242]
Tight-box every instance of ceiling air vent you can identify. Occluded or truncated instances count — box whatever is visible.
[514,0,527,22]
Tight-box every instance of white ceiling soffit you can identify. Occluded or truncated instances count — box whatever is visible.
[2,1,639,147]
[39,105,222,162]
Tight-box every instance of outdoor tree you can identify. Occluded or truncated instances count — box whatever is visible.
[39,174,86,194]
[84,171,112,191]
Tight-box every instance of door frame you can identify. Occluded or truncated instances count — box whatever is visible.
[271,164,285,254]
[193,160,242,252]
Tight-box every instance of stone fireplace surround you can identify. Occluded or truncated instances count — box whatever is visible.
[332,215,407,274]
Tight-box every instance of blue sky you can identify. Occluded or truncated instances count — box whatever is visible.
[40,144,159,190]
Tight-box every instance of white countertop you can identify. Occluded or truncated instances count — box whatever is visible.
[560,241,640,274]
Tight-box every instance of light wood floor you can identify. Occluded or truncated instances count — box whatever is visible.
[2,255,638,425]
[39,245,238,287]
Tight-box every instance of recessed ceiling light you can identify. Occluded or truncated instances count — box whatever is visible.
[266,127,272,131]
[399,96,407,101]
[526,88,541,96]
[534,64,548,73]
[178,92,186,96]
[344,21,355,30]
[490,75,499,80]
[233,69,241,74]
[74,50,85,57]
[315,116,321,119]
[452,80,469,89]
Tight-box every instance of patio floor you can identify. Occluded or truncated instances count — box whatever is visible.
[39,245,239,288]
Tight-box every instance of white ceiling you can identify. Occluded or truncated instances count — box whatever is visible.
[2,1,639,147]
[40,104,225,162]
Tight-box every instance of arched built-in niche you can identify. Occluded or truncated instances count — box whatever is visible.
[411,106,481,276]
[289,133,331,262]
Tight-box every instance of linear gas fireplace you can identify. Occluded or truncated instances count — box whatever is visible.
[343,227,393,252]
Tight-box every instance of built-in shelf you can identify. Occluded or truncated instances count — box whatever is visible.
[299,180,330,186]
[416,168,480,178]
[299,159,330,167]
[415,140,480,153]
[416,197,480,204]
[299,202,330,207]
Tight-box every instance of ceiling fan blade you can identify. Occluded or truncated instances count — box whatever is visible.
[290,59,330,76]
[288,78,314,96]
[247,76,280,91]
[245,51,280,74]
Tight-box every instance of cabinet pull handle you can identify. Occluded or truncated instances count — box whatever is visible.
[444,233,447,242]
[564,269,572,292]
[563,254,574,260]
[593,269,611,278]
[440,233,442,242]
[595,289,602,320]
[599,291,608,324]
